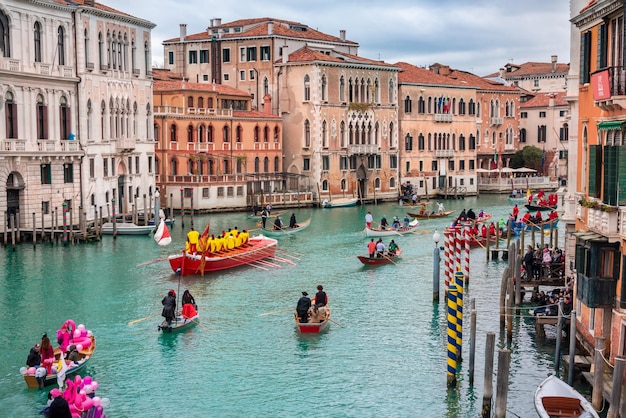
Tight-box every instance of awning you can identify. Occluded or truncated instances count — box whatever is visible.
[597,121,625,131]
[571,230,608,242]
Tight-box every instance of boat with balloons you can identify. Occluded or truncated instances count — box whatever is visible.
[21,319,96,389]
[40,374,110,418]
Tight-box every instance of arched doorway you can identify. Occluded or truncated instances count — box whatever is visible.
[6,172,25,226]
[356,164,367,199]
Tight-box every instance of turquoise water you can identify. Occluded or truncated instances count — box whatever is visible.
[0,195,579,417]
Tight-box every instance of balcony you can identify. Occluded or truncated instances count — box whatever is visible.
[35,63,51,76]
[37,140,56,152]
[116,138,136,152]
[0,58,21,71]
[2,139,26,152]
[587,206,620,241]
[434,114,453,123]
[349,144,378,155]
[490,117,503,126]
[61,140,80,152]
[434,149,454,158]
[576,273,616,308]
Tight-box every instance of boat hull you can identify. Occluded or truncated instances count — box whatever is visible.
[246,210,285,220]
[525,204,557,212]
[322,198,358,208]
[168,235,278,275]
[365,220,419,237]
[294,306,331,333]
[407,210,455,219]
[158,315,198,333]
[535,375,599,418]
[23,336,96,389]
[357,250,402,266]
[261,219,311,236]
[101,223,153,235]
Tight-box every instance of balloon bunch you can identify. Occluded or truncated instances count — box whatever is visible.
[57,320,93,352]
[48,375,110,418]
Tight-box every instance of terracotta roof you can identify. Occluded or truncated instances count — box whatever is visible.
[51,0,139,20]
[233,109,281,119]
[579,0,597,14]
[164,18,357,46]
[394,62,469,87]
[445,68,522,93]
[519,92,568,108]
[484,61,570,78]
[286,47,396,68]
[153,69,250,97]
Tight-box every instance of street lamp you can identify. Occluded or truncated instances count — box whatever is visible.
[154,188,160,222]
[433,230,441,302]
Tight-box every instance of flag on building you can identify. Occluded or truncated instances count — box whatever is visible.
[443,97,450,113]
[438,95,443,111]
[493,149,498,169]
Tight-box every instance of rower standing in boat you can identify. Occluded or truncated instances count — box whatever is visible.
[289,213,298,229]
[296,291,311,323]
[388,240,399,256]
[161,290,176,326]
[181,290,198,319]
[261,208,268,229]
[437,202,445,215]
[365,211,373,229]
[273,216,283,231]
[368,238,376,258]
[375,239,385,258]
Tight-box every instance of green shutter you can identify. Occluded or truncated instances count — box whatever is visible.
[604,146,617,205]
[619,146,626,205]
[588,145,597,196]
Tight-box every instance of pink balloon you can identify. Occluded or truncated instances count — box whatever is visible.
[80,330,87,338]
[76,344,83,352]
[92,396,101,407]
[50,388,61,398]
[27,367,36,375]
[82,398,94,410]
[91,381,98,391]
[77,324,85,331]
[74,375,82,385]
[83,376,92,385]
[74,330,81,339]
[93,406,104,418]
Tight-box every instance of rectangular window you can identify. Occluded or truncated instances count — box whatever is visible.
[103,158,108,177]
[199,50,209,64]
[40,164,52,184]
[448,160,455,171]
[148,156,153,173]
[520,112,527,118]
[227,186,234,197]
[63,163,74,183]
[249,70,255,80]
[222,48,230,63]
[340,156,348,170]
[89,158,95,178]
[42,201,50,214]
[469,160,475,170]
[260,46,270,61]
[224,74,229,81]
[303,158,310,171]
[202,188,209,198]
[580,31,591,84]
[217,187,224,197]
[539,111,546,118]
[431,160,438,171]
[240,47,246,62]
[184,188,193,198]
[203,74,208,81]
[559,110,566,117]
[240,70,246,81]
[128,156,132,174]
[390,155,398,169]
[189,51,197,64]
[322,156,330,171]
[168,51,174,65]
[237,186,244,196]
[135,156,140,174]
[349,156,357,170]
[459,160,465,171]
[534,80,539,87]
[246,47,257,62]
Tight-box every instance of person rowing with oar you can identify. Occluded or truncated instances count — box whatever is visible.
[273,215,284,231]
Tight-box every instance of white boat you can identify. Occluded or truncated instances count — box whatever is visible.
[101,222,154,235]
[535,375,599,418]
[365,219,419,237]
[322,197,358,208]
[261,218,312,237]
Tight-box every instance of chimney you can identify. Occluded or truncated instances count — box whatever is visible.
[268,22,273,35]
[209,19,214,27]
[264,94,272,115]
[86,0,95,6]
[340,30,346,41]
[499,68,505,78]
[551,55,557,73]
[180,24,187,42]
[214,18,222,26]
[282,45,289,63]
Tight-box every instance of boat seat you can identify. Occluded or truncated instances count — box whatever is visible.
[542,396,581,417]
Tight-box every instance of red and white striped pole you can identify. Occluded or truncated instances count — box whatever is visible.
[455,227,462,274]
[443,229,451,291]
[464,226,471,284]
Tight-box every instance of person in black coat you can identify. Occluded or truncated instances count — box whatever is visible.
[161,289,177,325]
[26,343,41,367]
[46,395,72,418]
[466,208,476,220]
[296,292,311,323]
[289,213,298,229]
[523,245,534,281]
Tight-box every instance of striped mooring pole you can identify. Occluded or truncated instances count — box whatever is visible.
[111,198,117,239]
[447,283,460,388]
[62,201,68,245]
[454,269,465,362]
[190,189,194,229]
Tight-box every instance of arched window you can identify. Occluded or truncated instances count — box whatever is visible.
[254,126,260,142]
[263,157,269,173]
[322,180,328,191]
[207,125,213,142]
[389,177,396,189]
[263,77,269,96]
[375,178,381,189]
[340,121,346,148]
[404,95,412,113]
[304,120,311,147]
[5,92,17,138]
[389,122,394,148]
[388,79,394,103]
[98,32,104,69]
[223,125,230,142]
[170,158,178,175]
[170,124,177,141]
[322,120,328,148]
[339,76,345,102]
[59,96,71,140]
[236,125,243,142]
[36,94,48,139]
[57,26,65,65]
[187,96,194,108]
[264,126,269,142]
[340,178,347,191]
[254,157,260,173]
[274,126,280,142]
[274,156,279,172]
[321,74,327,101]
[34,22,42,62]
[198,97,204,108]
[187,124,194,142]
[304,75,310,101]
[0,11,11,57]
[198,125,205,143]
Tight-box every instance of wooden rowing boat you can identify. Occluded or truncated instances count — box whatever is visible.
[158,314,199,333]
[22,335,96,389]
[534,375,599,418]
[357,250,402,266]
[261,218,312,237]
[322,197,358,208]
[525,204,557,212]
[101,222,154,235]
[365,219,419,237]
[294,306,331,333]
[407,210,455,219]
[246,210,285,220]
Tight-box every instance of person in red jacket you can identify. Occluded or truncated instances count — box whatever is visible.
[512,204,519,220]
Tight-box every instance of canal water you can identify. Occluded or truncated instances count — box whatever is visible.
[0,195,588,417]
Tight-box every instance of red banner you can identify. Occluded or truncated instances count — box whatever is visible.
[592,70,611,100]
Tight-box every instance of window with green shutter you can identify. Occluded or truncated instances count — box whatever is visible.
[588,145,597,197]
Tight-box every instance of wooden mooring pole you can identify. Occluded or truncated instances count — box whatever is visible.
[482,332,496,418]
[494,349,511,418]
[592,336,606,410]
[607,356,625,418]
[469,298,476,386]
[568,310,576,386]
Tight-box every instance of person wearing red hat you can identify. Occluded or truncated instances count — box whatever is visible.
[161,290,177,325]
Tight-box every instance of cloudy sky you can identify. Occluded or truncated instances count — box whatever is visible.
[104,0,571,76]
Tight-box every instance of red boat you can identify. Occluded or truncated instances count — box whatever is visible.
[167,235,278,275]
[357,250,402,266]
[468,235,501,248]
[294,306,331,333]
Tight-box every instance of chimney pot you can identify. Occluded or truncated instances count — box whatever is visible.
[180,24,187,42]
[340,30,346,41]
[551,55,557,73]
[268,23,273,35]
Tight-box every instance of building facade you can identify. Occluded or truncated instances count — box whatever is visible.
[153,69,287,212]
[0,0,155,232]
[570,0,626,363]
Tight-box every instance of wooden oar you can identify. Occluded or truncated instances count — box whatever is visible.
[191,319,210,332]
[259,308,294,317]
[136,257,168,267]
[381,252,398,265]
[277,248,305,257]
[470,235,486,249]
[128,312,159,325]
[329,318,344,327]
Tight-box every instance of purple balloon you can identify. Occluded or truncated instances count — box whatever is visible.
[93,406,104,418]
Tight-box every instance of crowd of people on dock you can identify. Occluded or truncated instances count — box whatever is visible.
[296,285,329,324]
[522,244,566,281]
[185,226,250,255]
[530,287,573,317]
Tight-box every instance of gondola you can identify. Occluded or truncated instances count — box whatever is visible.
[365,219,419,237]
[322,197,359,208]
[158,313,199,333]
[357,250,402,266]
[525,204,557,212]
[534,375,599,418]
[261,218,312,236]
